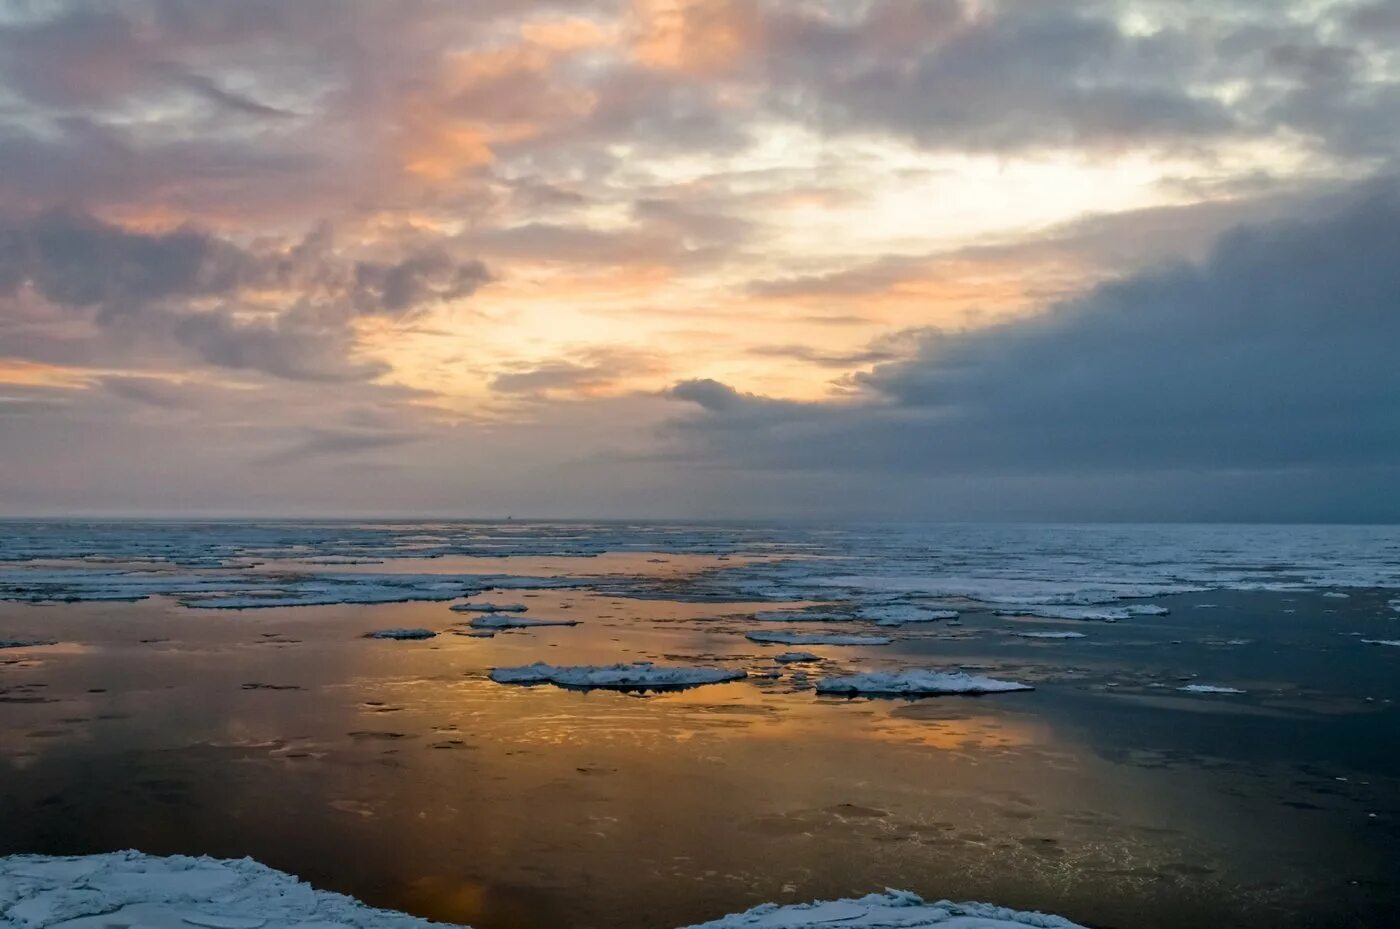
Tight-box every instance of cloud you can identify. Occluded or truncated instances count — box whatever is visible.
[665,179,1400,516]
[491,347,664,397]
[0,209,487,382]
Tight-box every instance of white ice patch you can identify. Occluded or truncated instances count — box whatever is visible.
[365,628,436,640]
[465,615,578,630]
[1007,631,1086,639]
[994,604,1167,622]
[817,670,1032,697]
[681,889,1084,929]
[856,605,959,626]
[747,632,892,646]
[0,851,447,929]
[489,661,745,691]
[449,602,528,613]
[1177,684,1245,694]
[1361,639,1400,647]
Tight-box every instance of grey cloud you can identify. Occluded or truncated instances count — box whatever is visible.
[665,179,1400,514]
[0,209,486,381]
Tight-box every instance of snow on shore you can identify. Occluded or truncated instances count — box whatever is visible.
[683,890,1084,928]
[746,631,892,646]
[816,670,1033,697]
[0,855,1086,929]
[490,661,744,691]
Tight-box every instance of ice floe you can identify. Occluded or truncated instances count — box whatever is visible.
[816,670,1032,697]
[1360,639,1400,647]
[746,631,892,646]
[365,628,436,640]
[489,662,745,691]
[1007,631,1086,639]
[773,651,820,663]
[1177,684,1245,694]
[0,639,57,649]
[994,604,1167,622]
[856,605,959,626]
[448,602,528,613]
[464,615,578,630]
[683,890,1084,929]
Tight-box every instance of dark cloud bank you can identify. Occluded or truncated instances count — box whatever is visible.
[667,181,1400,522]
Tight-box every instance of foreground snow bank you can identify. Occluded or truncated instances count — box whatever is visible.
[817,670,1032,697]
[490,661,745,691]
[682,890,1084,929]
[0,855,1087,929]
[0,851,446,929]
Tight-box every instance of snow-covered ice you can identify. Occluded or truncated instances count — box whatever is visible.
[994,604,1167,622]
[0,851,447,929]
[746,632,893,646]
[1007,631,1086,639]
[490,661,745,691]
[682,890,1084,929]
[855,605,959,626]
[464,615,578,630]
[1177,684,1246,694]
[0,855,1087,929]
[817,670,1033,697]
[1360,639,1400,647]
[365,628,436,640]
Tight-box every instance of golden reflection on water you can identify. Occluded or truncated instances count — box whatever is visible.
[2,569,1396,929]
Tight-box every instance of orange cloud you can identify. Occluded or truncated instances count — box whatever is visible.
[630,0,760,75]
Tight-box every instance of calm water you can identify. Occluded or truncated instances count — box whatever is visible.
[1,522,1398,928]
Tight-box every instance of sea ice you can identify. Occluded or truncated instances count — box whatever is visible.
[449,602,528,613]
[682,889,1084,929]
[994,604,1167,622]
[465,615,578,629]
[0,851,445,929]
[746,632,892,646]
[816,670,1032,697]
[0,639,57,649]
[365,628,436,640]
[1007,631,1086,639]
[856,605,959,626]
[773,651,820,663]
[1360,639,1400,647]
[1177,684,1246,694]
[0,854,1087,929]
[489,661,745,691]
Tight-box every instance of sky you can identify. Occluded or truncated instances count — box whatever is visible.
[1,0,1398,521]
